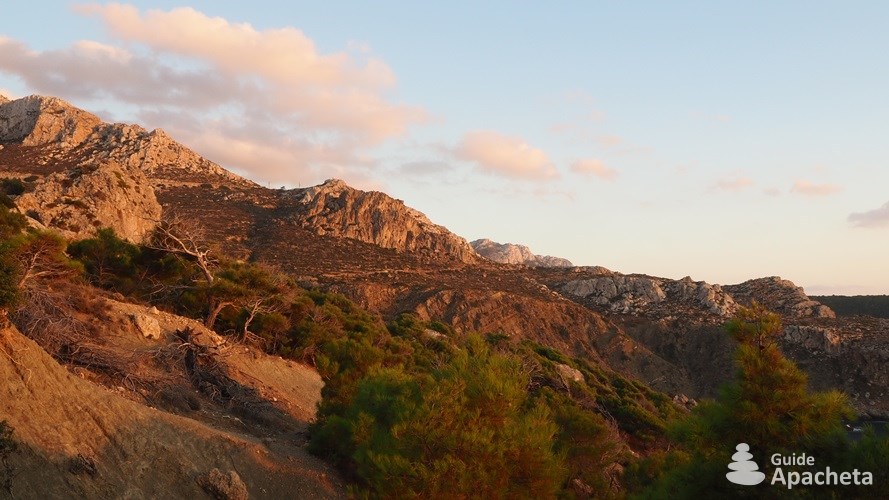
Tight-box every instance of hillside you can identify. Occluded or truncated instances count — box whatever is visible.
[1,94,889,497]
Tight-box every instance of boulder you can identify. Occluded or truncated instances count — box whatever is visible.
[555,363,584,383]
[197,469,248,500]
[132,313,162,340]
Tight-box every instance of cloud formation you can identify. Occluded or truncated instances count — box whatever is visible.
[791,180,843,197]
[0,4,427,185]
[848,200,889,228]
[570,159,617,181]
[455,131,558,180]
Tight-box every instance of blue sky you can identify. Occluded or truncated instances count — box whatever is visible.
[1,2,888,293]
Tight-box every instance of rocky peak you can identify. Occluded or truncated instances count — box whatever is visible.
[288,179,479,263]
[723,276,835,318]
[0,94,253,187]
[471,238,573,267]
[0,94,8,104]
[0,95,102,147]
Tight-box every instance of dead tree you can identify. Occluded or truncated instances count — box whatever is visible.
[147,212,216,283]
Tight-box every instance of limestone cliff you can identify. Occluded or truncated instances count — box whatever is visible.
[0,95,102,147]
[471,238,573,267]
[13,160,161,242]
[289,179,479,263]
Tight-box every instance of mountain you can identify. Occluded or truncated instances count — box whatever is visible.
[471,238,573,267]
[2,94,889,496]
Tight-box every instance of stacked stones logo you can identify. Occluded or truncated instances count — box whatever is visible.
[726,443,766,486]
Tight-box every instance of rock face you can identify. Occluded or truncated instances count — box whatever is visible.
[291,179,479,263]
[724,277,835,318]
[0,95,101,147]
[471,238,572,267]
[13,160,161,242]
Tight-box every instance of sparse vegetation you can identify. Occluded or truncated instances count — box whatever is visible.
[0,420,17,495]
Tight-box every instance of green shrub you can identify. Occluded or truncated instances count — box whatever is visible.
[311,335,566,498]
[0,179,25,196]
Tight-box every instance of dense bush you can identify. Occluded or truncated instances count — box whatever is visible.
[311,335,566,498]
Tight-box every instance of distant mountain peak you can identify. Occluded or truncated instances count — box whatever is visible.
[471,238,573,267]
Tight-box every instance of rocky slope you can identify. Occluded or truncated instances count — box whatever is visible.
[287,179,479,263]
[471,238,573,267]
[0,311,343,499]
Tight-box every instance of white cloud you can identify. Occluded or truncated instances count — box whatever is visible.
[455,130,558,181]
[0,5,427,185]
[570,159,617,181]
[791,180,843,197]
[848,200,889,228]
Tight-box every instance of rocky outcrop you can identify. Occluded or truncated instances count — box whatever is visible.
[724,277,835,318]
[88,124,250,186]
[668,277,739,316]
[471,238,572,267]
[198,469,249,500]
[559,273,738,317]
[13,160,161,242]
[290,179,479,263]
[783,325,841,353]
[0,95,101,147]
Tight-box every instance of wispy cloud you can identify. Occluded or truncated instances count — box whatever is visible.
[399,160,452,176]
[0,4,427,185]
[570,159,617,181]
[455,130,558,181]
[712,176,754,192]
[848,200,889,228]
[791,180,843,197]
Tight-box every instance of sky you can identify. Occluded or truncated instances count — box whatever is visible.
[1,2,888,294]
